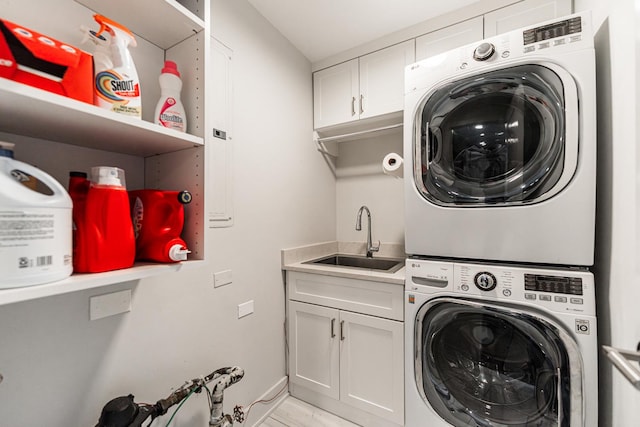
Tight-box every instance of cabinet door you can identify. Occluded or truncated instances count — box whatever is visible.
[359,39,415,120]
[416,17,483,62]
[484,0,572,37]
[313,59,359,129]
[289,301,340,399]
[339,311,404,425]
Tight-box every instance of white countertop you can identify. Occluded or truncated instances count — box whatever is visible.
[281,241,406,285]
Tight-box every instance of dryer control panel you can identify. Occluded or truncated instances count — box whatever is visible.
[406,259,596,316]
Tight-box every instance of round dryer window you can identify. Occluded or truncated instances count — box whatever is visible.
[415,299,583,426]
[414,64,571,206]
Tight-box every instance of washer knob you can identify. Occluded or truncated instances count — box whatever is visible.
[474,272,497,291]
[473,42,496,61]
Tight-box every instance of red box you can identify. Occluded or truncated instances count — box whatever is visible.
[0,18,93,104]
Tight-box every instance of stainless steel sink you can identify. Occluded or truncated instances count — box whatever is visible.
[304,254,404,273]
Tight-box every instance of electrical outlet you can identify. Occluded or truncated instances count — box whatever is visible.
[238,300,254,318]
[214,270,233,288]
[90,290,131,320]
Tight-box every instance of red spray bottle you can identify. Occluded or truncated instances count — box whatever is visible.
[128,189,191,263]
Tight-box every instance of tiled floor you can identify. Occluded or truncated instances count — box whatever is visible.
[258,396,360,427]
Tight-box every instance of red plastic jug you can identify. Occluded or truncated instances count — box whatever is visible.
[71,167,135,273]
[129,189,191,263]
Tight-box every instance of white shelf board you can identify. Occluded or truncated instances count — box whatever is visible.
[0,78,203,157]
[0,260,205,307]
[74,0,205,49]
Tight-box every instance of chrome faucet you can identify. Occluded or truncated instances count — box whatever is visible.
[355,205,380,258]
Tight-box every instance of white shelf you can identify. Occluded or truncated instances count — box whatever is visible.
[74,0,205,49]
[0,78,203,157]
[0,260,205,307]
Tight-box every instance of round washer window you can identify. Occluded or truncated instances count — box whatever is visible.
[415,65,566,206]
[418,301,572,426]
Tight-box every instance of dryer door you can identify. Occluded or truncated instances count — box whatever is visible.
[413,64,578,206]
[415,298,583,426]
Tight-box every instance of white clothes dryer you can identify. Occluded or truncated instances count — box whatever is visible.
[404,258,598,427]
[403,12,596,266]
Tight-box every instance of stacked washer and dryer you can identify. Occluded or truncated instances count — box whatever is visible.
[402,12,598,427]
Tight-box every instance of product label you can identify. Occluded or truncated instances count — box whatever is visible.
[0,211,55,270]
[0,212,55,246]
[158,98,185,132]
[95,70,141,117]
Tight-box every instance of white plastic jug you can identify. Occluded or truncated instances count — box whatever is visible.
[0,142,73,288]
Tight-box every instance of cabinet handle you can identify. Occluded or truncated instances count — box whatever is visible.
[340,320,345,341]
[331,318,336,338]
[360,94,364,114]
[351,97,356,116]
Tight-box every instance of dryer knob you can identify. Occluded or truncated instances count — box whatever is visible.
[473,42,496,61]
[474,272,497,291]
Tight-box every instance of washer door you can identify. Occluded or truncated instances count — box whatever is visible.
[413,64,578,206]
[415,299,583,426]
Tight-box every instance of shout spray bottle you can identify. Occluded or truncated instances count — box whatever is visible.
[83,14,142,118]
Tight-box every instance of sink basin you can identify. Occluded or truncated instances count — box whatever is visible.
[305,254,404,273]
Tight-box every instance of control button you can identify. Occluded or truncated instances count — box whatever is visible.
[501,50,510,58]
[461,284,470,291]
[554,296,568,303]
[460,62,468,70]
[554,39,567,46]
[539,295,552,301]
[524,46,536,53]
[524,293,536,300]
[570,298,584,305]
[473,42,495,61]
[474,272,497,291]
[502,289,512,297]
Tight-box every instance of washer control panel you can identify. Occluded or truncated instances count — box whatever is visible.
[406,259,596,315]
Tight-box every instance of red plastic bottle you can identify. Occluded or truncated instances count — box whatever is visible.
[128,189,191,263]
[74,167,135,273]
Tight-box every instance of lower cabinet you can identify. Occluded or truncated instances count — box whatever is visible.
[287,272,404,426]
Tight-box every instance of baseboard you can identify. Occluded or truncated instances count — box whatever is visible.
[248,375,289,427]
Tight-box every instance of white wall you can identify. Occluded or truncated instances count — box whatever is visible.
[573,0,640,425]
[336,132,405,246]
[0,1,335,426]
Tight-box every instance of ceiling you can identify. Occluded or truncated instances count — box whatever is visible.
[247,0,481,63]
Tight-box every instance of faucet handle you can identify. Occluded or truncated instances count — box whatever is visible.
[370,240,381,252]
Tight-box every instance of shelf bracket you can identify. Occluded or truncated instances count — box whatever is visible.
[313,131,338,158]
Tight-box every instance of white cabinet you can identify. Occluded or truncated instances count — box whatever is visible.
[287,272,404,426]
[313,40,414,130]
[313,59,359,129]
[0,0,210,305]
[416,17,484,62]
[484,0,572,37]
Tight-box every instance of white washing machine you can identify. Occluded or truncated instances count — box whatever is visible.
[403,12,596,266]
[404,258,598,427]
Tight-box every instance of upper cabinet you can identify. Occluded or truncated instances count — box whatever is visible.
[484,0,572,37]
[313,40,414,130]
